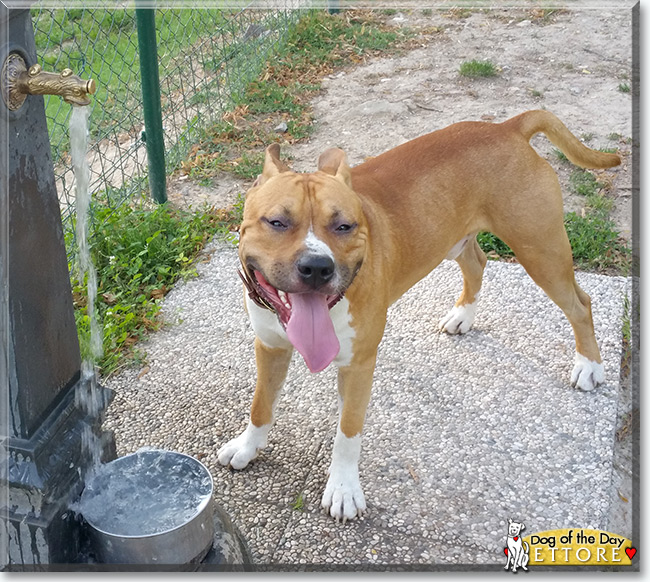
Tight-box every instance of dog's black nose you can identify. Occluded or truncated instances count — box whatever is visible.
[297,255,335,288]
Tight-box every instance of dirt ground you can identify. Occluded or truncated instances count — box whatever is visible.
[168,6,634,243]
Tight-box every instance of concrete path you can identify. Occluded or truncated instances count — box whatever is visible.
[103,240,630,569]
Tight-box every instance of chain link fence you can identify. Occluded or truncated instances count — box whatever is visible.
[31,2,304,232]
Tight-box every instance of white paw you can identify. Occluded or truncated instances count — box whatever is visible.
[321,471,366,522]
[217,421,271,469]
[321,430,366,522]
[571,354,605,391]
[438,301,477,334]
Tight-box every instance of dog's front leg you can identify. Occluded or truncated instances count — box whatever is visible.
[512,550,522,572]
[217,338,292,469]
[322,359,375,522]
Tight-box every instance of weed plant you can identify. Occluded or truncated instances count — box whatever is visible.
[459,59,498,78]
[69,201,241,374]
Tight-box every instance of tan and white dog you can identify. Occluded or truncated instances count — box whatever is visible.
[217,110,620,522]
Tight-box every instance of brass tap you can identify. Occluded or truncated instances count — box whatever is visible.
[2,52,96,111]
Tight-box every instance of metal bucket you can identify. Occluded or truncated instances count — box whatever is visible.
[79,449,215,565]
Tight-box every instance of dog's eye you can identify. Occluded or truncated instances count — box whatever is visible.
[265,218,288,230]
[335,223,355,233]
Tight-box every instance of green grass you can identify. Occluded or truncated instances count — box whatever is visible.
[284,10,407,67]
[569,169,614,215]
[563,212,628,272]
[243,79,305,115]
[618,82,631,93]
[569,169,599,197]
[231,151,264,179]
[69,201,241,374]
[459,59,498,78]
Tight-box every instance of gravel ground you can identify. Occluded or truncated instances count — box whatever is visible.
[103,240,630,569]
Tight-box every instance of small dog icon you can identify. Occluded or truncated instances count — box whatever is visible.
[504,518,529,572]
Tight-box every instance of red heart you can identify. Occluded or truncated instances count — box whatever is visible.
[504,548,508,556]
[514,536,519,541]
[625,547,636,560]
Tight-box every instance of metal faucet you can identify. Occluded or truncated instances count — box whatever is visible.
[2,52,96,110]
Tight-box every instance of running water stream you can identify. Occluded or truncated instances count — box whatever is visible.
[70,105,103,470]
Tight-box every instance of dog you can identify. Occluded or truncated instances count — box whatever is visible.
[217,110,620,521]
[504,519,529,572]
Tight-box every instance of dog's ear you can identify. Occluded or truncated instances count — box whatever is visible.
[508,518,513,524]
[521,524,525,531]
[318,147,352,188]
[253,143,290,187]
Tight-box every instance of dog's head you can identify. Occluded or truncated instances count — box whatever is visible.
[238,144,368,371]
[508,518,526,537]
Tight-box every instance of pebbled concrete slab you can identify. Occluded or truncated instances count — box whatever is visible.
[103,240,630,569]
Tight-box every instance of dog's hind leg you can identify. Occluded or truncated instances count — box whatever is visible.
[504,222,604,391]
[439,235,487,334]
[217,338,293,469]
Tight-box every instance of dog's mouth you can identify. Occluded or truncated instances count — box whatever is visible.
[239,268,344,327]
[239,266,345,373]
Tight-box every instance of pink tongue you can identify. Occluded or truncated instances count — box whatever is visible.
[286,293,340,373]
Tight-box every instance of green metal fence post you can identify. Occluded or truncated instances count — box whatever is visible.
[135,6,167,204]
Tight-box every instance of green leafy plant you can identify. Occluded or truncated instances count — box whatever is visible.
[69,202,240,374]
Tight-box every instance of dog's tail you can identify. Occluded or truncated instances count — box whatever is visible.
[506,109,621,169]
